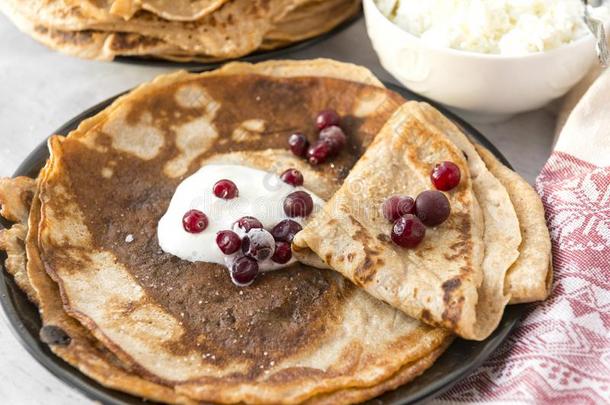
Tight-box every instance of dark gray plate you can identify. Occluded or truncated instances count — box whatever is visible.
[0,81,524,405]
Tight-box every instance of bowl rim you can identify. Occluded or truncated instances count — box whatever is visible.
[363,0,600,61]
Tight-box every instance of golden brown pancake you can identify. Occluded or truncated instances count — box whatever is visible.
[0,0,361,60]
[294,102,529,341]
[475,145,553,304]
[29,60,453,404]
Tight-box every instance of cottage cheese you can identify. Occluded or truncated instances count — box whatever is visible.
[376,0,610,55]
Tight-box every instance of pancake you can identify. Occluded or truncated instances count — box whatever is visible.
[0,178,451,405]
[3,0,280,58]
[72,0,232,22]
[295,101,486,340]
[0,0,185,61]
[0,177,37,303]
[475,145,553,304]
[30,60,452,403]
[0,182,451,405]
[294,102,529,341]
[264,0,361,43]
[1,0,360,60]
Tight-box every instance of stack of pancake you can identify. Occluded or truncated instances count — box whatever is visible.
[0,0,360,61]
[0,59,552,404]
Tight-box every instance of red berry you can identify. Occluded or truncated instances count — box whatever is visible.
[391,215,426,248]
[216,230,241,255]
[307,141,332,165]
[415,190,451,226]
[382,196,415,222]
[182,209,208,233]
[271,219,302,242]
[315,109,340,130]
[319,125,346,152]
[234,216,263,232]
[431,161,461,191]
[241,229,275,261]
[288,132,309,157]
[271,241,292,264]
[283,191,314,218]
[213,179,239,199]
[280,168,304,187]
[230,256,259,286]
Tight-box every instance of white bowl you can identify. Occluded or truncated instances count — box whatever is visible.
[363,0,599,122]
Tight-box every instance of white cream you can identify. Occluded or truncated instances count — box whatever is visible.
[157,164,324,271]
[376,0,610,55]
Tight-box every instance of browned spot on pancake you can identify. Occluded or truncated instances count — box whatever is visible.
[351,220,375,248]
[421,309,432,322]
[325,253,333,264]
[48,74,404,377]
[21,189,34,211]
[44,27,96,46]
[119,300,139,316]
[442,278,461,302]
[354,256,376,286]
[109,33,162,52]
[441,277,464,326]
[346,253,355,262]
[377,233,390,243]
[351,220,384,285]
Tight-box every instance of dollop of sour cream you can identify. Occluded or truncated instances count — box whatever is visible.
[157,164,324,271]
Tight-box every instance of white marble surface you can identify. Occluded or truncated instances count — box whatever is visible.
[0,12,558,405]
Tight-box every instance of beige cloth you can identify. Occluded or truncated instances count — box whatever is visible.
[557,66,610,166]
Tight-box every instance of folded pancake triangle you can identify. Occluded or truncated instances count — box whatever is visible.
[295,101,526,340]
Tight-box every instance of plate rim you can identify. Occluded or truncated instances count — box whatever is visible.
[0,79,523,405]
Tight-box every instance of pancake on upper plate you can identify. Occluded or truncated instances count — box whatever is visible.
[0,0,362,61]
[8,59,452,404]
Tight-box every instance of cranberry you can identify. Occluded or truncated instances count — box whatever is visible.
[382,196,415,222]
[241,229,275,261]
[391,215,426,248]
[288,132,309,157]
[271,219,302,242]
[271,241,292,264]
[307,141,332,165]
[315,109,341,130]
[280,168,304,187]
[213,179,239,199]
[431,161,461,191]
[182,209,208,233]
[319,125,347,152]
[415,190,451,226]
[233,216,263,232]
[216,230,241,255]
[230,256,259,286]
[283,191,314,217]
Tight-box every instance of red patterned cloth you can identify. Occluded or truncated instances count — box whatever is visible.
[437,70,610,404]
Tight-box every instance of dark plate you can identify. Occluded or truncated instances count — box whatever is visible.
[0,80,524,405]
[114,11,362,69]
